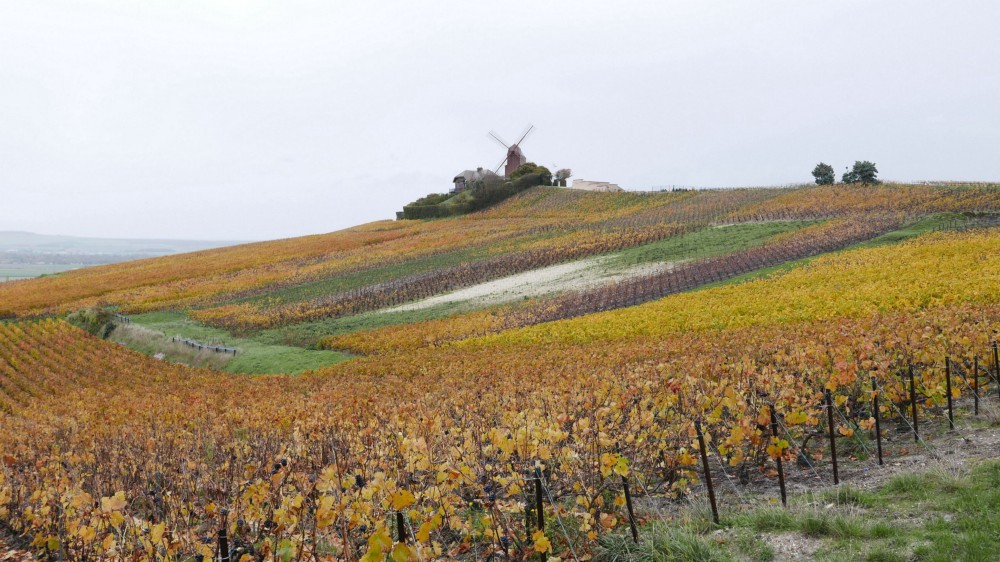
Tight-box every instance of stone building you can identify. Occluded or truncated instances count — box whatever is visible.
[452,167,499,193]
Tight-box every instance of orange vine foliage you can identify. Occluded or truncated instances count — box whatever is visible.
[2,230,999,560]
[2,184,993,331]
[322,226,999,354]
[724,182,1000,222]
[0,189,704,319]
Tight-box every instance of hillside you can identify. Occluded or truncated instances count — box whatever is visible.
[1,184,996,334]
[1,183,1000,561]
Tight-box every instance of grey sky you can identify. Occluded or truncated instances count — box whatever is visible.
[1,1,998,240]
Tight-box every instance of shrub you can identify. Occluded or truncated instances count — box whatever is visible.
[410,193,451,206]
[65,307,117,338]
[842,161,880,184]
[812,162,835,185]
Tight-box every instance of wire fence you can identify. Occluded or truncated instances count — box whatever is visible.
[114,312,239,355]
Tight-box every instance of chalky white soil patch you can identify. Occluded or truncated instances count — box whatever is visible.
[382,256,676,313]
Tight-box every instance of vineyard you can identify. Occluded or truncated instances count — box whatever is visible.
[2,219,1000,561]
[319,215,903,354]
[1,184,997,334]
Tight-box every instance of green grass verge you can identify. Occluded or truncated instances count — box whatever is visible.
[596,521,734,562]
[596,461,1000,562]
[125,311,351,374]
[108,323,231,371]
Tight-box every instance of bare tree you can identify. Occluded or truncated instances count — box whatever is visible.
[554,168,573,187]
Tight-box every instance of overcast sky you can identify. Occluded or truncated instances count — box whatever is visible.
[1,1,998,240]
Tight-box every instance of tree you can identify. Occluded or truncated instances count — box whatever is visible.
[554,168,572,187]
[811,163,835,185]
[509,162,552,186]
[841,161,880,185]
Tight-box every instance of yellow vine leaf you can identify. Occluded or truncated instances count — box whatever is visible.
[390,490,416,511]
[532,530,552,553]
[391,543,416,562]
[150,522,165,545]
[100,492,126,513]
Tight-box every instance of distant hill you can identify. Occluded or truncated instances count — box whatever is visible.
[0,231,246,281]
[0,231,245,257]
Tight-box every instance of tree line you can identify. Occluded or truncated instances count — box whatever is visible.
[812,160,880,185]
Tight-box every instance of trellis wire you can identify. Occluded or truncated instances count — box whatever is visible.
[914,362,979,441]
[871,378,942,460]
[706,439,753,507]
[830,401,882,471]
[631,470,673,524]
[776,418,827,483]
[536,471,582,562]
[402,511,425,562]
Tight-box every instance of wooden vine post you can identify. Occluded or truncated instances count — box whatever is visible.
[525,497,533,538]
[871,377,884,466]
[993,341,1000,400]
[524,470,534,541]
[945,357,955,430]
[973,356,980,416]
[396,511,407,544]
[218,509,230,562]
[908,365,919,443]
[621,474,639,543]
[768,404,787,506]
[533,466,546,562]
[824,390,839,485]
[694,421,719,524]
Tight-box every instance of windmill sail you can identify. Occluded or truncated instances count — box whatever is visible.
[488,124,534,178]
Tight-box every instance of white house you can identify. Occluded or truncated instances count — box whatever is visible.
[568,179,624,192]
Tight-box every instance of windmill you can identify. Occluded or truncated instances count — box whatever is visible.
[489,124,534,178]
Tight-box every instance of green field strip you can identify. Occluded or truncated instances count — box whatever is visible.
[122,311,352,374]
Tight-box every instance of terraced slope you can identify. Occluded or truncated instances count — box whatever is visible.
[2,184,995,328]
[1,229,999,561]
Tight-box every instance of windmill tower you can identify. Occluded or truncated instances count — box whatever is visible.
[489,125,534,177]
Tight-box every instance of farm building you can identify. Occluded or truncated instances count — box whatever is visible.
[452,167,498,193]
